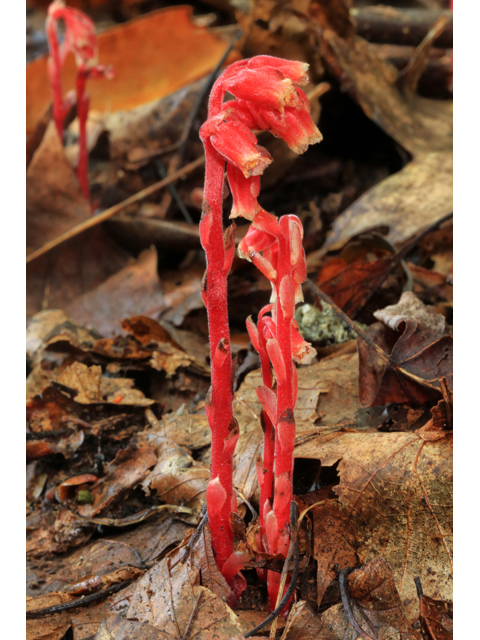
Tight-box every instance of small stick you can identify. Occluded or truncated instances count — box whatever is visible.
[180,509,209,564]
[244,502,300,638]
[26,579,132,619]
[339,567,376,640]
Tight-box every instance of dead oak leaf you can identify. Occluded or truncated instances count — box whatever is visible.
[358,292,452,407]
[295,429,452,620]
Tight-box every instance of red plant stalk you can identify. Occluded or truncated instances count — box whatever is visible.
[239,213,316,611]
[46,1,113,201]
[199,55,321,604]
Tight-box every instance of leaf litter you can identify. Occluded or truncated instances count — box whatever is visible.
[26,1,453,638]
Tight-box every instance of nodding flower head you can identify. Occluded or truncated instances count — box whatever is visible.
[210,120,273,179]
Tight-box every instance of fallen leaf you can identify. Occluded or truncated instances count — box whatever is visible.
[56,361,153,406]
[76,444,156,517]
[141,435,209,515]
[27,123,90,255]
[27,512,191,596]
[324,152,452,252]
[65,248,165,337]
[419,592,453,640]
[26,6,234,133]
[295,429,452,619]
[311,500,357,605]
[27,508,94,557]
[345,558,421,639]
[27,592,76,640]
[358,292,452,406]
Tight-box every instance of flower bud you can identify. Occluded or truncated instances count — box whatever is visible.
[246,56,310,86]
[224,67,302,113]
[227,164,261,221]
[210,120,273,178]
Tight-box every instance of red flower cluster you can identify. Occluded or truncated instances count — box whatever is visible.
[199,55,321,608]
[46,1,113,200]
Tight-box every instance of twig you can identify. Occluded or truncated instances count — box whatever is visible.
[181,590,203,640]
[155,158,194,224]
[244,502,300,638]
[180,508,209,564]
[351,7,453,48]
[26,155,205,263]
[56,496,192,527]
[339,567,376,640]
[26,579,132,619]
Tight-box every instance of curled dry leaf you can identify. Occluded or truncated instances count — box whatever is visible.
[345,558,421,639]
[358,292,452,407]
[295,428,452,620]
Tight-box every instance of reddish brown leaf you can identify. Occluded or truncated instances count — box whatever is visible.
[358,292,452,407]
[318,256,392,316]
[295,429,452,619]
[419,593,453,640]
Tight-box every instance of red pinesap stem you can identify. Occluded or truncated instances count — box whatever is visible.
[254,315,275,581]
[267,235,296,610]
[76,68,90,201]
[46,17,65,139]
[201,82,236,577]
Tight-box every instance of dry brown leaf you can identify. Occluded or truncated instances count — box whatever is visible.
[358,292,452,407]
[295,429,452,619]
[27,513,191,596]
[27,592,76,640]
[345,558,421,639]
[27,229,131,318]
[56,362,153,406]
[282,599,340,639]
[26,6,233,133]
[27,123,90,255]
[122,543,247,638]
[78,444,157,517]
[324,152,453,252]
[419,593,453,640]
[65,248,165,337]
[311,500,357,605]
[27,508,94,558]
